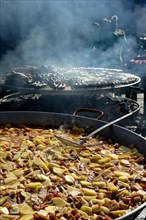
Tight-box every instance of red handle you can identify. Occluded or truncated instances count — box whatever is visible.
[73,108,104,120]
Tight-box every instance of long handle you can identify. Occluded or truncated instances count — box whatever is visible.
[80,109,138,145]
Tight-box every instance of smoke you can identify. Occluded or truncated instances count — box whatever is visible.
[0,0,142,75]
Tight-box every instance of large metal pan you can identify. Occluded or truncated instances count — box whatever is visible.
[0,111,146,220]
[0,93,140,127]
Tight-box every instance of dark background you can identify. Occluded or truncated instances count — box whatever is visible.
[0,0,145,75]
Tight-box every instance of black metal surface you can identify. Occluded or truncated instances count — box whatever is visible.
[0,111,146,219]
[134,207,146,220]
[0,92,141,132]
[0,93,139,125]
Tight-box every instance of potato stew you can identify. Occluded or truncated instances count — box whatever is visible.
[0,125,146,220]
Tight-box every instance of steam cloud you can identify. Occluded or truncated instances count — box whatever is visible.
[0,0,144,76]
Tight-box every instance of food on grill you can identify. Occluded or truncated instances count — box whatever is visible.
[1,66,140,90]
[2,66,67,90]
[0,125,146,220]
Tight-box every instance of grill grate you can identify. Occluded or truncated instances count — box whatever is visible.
[1,66,141,91]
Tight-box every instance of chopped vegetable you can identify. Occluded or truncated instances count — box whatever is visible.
[0,125,145,220]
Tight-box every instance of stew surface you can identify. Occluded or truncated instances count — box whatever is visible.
[0,125,146,220]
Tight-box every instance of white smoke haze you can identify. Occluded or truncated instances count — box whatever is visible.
[0,0,144,75]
